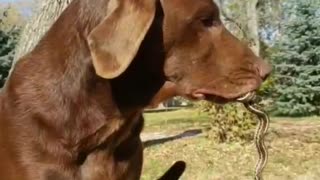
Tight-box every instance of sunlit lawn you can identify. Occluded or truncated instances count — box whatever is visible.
[141,109,320,180]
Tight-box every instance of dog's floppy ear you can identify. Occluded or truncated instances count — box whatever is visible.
[158,161,186,180]
[87,0,156,79]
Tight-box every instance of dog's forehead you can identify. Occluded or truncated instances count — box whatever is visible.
[161,0,219,16]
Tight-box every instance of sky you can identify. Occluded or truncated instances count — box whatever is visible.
[0,0,34,17]
[0,0,33,6]
[0,0,18,3]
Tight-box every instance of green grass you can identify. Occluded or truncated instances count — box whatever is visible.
[143,109,210,133]
[141,109,320,180]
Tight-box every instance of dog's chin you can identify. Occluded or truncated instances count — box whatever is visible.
[189,86,259,104]
[203,95,235,104]
[186,93,236,104]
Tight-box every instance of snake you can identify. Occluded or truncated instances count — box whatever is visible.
[237,92,270,180]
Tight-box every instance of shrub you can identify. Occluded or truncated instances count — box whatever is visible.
[196,102,257,143]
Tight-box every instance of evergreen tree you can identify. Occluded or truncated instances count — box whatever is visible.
[0,28,20,87]
[272,0,320,116]
[0,7,22,88]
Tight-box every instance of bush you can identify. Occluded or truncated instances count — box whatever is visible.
[196,102,257,143]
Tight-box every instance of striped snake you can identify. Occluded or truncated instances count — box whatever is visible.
[237,92,270,180]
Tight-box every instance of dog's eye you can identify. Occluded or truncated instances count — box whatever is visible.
[201,17,220,28]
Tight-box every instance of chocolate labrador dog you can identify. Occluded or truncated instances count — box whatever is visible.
[0,0,271,179]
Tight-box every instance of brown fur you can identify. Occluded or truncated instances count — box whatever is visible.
[0,0,271,179]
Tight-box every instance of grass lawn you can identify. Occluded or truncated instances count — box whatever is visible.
[141,109,320,180]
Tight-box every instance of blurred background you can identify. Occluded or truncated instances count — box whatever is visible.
[0,0,319,179]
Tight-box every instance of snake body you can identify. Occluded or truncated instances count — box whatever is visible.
[237,92,270,180]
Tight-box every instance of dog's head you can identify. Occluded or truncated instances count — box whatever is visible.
[87,0,272,103]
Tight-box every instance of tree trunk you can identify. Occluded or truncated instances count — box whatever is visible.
[246,0,260,56]
[11,0,72,67]
[215,0,261,56]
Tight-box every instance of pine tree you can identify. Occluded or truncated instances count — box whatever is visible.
[0,7,22,88]
[272,0,320,116]
[0,28,20,87]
